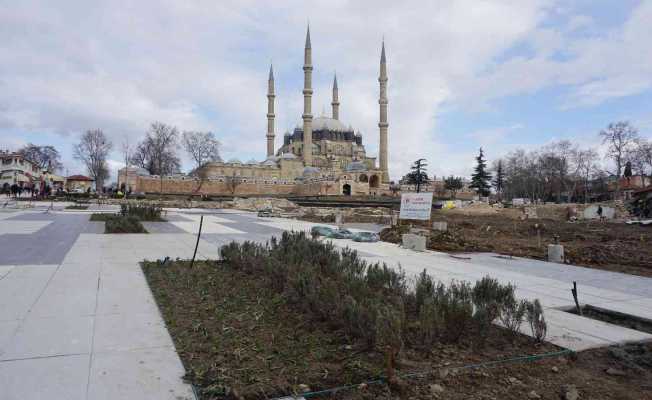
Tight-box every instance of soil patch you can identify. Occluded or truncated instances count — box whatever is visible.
[65,205,88,210]
[143,260,652,400]
[381,212,652,277]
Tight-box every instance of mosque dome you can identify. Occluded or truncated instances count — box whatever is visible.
[280,153,298,160]
[227,158,242,164]
[246,158,258,165]
[302,166,321,176]
[311,116,349,132]
[260,156,278,166]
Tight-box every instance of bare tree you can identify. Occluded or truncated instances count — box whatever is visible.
[131,122,181,194]
[572,148,599,202]
[18,144,63,172]
[73,129,113,191]
[182,131,221,170]
[626,138,652,178]
[599,121,639,199]
[637,139,652,177]
[131,122,181,176]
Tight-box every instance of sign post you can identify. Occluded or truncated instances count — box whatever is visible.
[399,192,434,221]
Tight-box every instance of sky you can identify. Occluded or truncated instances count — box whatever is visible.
[1,0,651,182]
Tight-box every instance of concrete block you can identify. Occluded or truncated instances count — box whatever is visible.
[402,234,426,252]
[583,205,615,220]
[548,244,564,263]
[335,212,343,226]
[432,221,448,231]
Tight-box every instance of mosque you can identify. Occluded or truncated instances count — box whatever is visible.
[123,26,390,196]
[198,26,390,195]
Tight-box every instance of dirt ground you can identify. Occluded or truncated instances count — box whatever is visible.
[143,260,652,400]
[380,209,652,278]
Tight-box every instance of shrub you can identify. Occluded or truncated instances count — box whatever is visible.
[104,215,147,233]
[440,280,474,343]
[415,269,435,314]
[526,299,547,343]
[120,202,164,221]
[217,232,547,352]
[375,302,404,382]
[500,298,528,337]
[417,297,441,345]
[472,276,516,322]
[342,296,378,347]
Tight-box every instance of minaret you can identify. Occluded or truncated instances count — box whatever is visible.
[331,73,340,120]
[302,25,313,166]
[378,41,389,183]
[266,64,275,157]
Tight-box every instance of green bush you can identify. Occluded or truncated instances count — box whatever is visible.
[526,299,547,343]
[472,276,516,322]
[120,203,164,221]
[439,280,474,343]
[415,269,435,314]
[217,232,545,352]
[500,298,528,337]
[104,215,147,233]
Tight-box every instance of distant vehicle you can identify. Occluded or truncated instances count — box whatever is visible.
[327,228,354,239]
[257,208,279,218]
[352,231,380,242]
[70,188,85,194]
[311,226,335,237]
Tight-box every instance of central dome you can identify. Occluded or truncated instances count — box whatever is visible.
[311,116,349,132]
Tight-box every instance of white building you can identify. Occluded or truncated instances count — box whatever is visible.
[0,151,42,191]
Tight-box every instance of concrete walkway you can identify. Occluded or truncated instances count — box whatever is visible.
[2,207,652,399]
[0,210,203,400]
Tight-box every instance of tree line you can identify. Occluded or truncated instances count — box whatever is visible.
[493,121,651,202]
[402,121,651,202]
[73,122,221,190]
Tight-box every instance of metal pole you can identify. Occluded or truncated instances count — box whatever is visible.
[190,215,204,268]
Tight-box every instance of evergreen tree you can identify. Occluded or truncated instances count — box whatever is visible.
[470,148,492,197]
[492,159,505,199]
[401,159,428,192]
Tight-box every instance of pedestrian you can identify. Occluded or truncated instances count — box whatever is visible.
[597,205,603,221]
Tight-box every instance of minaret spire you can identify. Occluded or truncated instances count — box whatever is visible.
[331,73,340,120]
[266,63,275,157]
[302,24,314,166]
[378,40,389,183]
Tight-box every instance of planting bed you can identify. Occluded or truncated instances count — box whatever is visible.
[142,235,652,399]
[64,204,88,210]
[565,305,652,335]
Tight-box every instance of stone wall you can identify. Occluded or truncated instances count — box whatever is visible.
[132,175,391,197]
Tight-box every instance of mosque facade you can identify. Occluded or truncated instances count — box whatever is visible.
[123,27,390,196]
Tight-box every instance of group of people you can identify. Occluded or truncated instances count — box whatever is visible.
[2,183,52,198]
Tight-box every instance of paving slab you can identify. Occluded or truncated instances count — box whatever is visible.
[1,315,94,360]
[0,266,57,321]
[0,354,90,400]
[93,312,173,353]
[87,347,195,400]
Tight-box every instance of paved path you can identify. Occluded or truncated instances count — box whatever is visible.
[1,207,652,399]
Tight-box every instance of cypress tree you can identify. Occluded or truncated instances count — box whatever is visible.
[470,148,492,197]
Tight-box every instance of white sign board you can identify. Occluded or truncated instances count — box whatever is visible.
[399,192,433,220]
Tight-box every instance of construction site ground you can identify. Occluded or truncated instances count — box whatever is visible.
[378,204,652,278]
